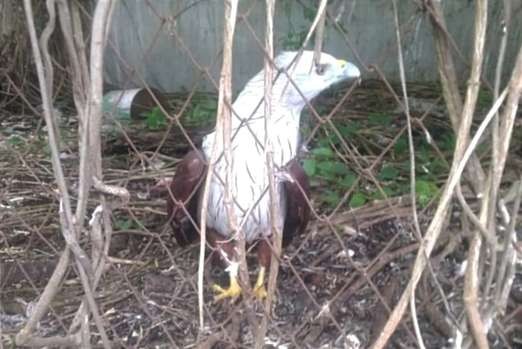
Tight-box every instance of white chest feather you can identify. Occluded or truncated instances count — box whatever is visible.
[201,103,301,242]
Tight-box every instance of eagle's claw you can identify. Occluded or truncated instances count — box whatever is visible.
[253,266,268,300]
[212,280,242,301]
[253,284,267,300]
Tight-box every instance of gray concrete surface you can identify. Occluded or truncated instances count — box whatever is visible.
[104,0,522,93]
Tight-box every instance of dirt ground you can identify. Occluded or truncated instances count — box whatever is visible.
[1,80,521,348]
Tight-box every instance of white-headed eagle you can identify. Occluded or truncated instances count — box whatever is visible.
[167,50,360,300]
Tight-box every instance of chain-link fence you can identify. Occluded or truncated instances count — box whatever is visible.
[1,0,522,348]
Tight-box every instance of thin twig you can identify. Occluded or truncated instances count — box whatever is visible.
[425,0,486,194]
[197,0,240,330]
[312,1,326,67]
[483,0,513,308]
[255,0,277,347]
[391,0,425,347]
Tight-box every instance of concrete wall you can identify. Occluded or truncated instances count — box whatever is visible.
[104,0,522,93]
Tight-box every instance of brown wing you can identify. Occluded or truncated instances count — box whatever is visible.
[282,159,311,247]
[166,150,207,246]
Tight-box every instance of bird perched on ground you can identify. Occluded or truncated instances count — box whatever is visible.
[167,50,360,300]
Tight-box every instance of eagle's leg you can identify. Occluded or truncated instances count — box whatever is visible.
[254,238,271,299]
[207,230,242,300]
[253,266,267,299]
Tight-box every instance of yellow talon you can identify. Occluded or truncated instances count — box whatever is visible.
[212,275,242,301]
[253,266,268,300]
[253,284,267,299]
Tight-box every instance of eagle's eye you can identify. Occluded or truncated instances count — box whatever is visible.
[315,63,328,75]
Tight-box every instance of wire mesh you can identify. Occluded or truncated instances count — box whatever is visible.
[1,0,521,348]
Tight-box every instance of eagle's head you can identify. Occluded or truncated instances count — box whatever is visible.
[273,50,361,108]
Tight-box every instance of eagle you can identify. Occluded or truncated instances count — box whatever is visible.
[167,50,360,300]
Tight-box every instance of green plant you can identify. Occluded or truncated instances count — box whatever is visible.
[349,192,367,208]
[303,142,361,208]
[185,94,217,126]
[393,136,408,154]
[7,135,24,147]
[143,106,167,130]
[303,105,453,210]
[477,88,493,109]
[438,133,456,152]
[367,112,393,127]
[114,218,135,230]
[415,179,439,207]
[377,164,400,181]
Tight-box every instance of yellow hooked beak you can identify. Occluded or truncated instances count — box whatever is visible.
[337,59,348,69]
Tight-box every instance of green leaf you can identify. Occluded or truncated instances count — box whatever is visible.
[43,143,51,157]
[7,135,24,146]
[303,159,317,176]
[378,165,400,181]
[186,95,217,126]
[416,161,442,181]
[199,98,218,110]
[309,178,321,188]
[371,185,395,200]
[439,133,456,152]
[338,122,361,137]
[415,180,438,207]
[349,192,367,208]
[477,89,493,108]
[393,136,408,154]
[476,141,489,156]
[368,113,392,126]
[144,107,166,130]
[416,145,432,163]
[317,136,331,147]
[312,147,334,158]
[424,158,448,177]
[339,172,357,188]
[314,105,328,115]
[396,182,411,196]
[321,190,340,206]
[319,160,348,177]
[114,218,133,230]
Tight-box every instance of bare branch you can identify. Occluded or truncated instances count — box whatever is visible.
[255,0,277,347]
[197,0,240,330]
[391,0,425,347]
[426,0,486,194]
